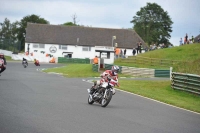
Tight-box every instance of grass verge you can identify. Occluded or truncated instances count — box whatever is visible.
[43,64,100,77]
[43,64,130,78]
[117,80,200,113]
[5,55,14,61]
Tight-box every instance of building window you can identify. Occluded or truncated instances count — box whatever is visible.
[59,45,67,50]
[82,46,91,51]
[33,44,45,49]
[39,44,45,48]
[33,44,38,48]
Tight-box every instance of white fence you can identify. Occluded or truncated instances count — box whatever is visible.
[0,49,56,63]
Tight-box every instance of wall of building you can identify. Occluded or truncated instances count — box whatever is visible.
[24,43,117,63]
[25,43,94,58]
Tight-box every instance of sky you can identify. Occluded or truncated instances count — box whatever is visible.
[0,0,200,46]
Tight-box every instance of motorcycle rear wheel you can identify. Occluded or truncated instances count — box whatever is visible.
[101,89,112,107]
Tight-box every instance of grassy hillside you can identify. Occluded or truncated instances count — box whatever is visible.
[115,44,200,75]
[136,44,200,61]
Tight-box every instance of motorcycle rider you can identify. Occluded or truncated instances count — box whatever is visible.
[90,65,120,95]
[0,53,7,76]
[22,58,28,66]
[34,58,40,66]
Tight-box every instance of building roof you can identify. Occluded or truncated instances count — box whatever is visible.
[25,23,148,49]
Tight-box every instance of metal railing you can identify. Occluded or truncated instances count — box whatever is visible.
[171,72,200,95]
[121,56,189,67]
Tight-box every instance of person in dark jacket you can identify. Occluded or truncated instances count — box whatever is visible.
[132,48,136,55]
[124,49,126,57]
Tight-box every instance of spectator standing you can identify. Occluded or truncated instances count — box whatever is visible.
[132,48,136,55]
[139,41,142,53]
[180,38,183,45]
[136,42,139,54]
[137,42,141,53]
[120,49,123,58]
[124,49,126,57]
[115,47,120,58]
[187,39,190,44]
[184,37,186,44]
[185,33,188,43]
[191,36,194,43]
[93,56,98,64]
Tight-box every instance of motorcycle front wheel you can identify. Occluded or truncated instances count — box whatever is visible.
[88,95,94,104]
[101,89,112,107]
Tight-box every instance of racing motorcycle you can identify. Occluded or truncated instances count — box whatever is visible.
[22,60,28,68]
[34,60,40,66]
[87,77,117,107]
[0,58,5,70]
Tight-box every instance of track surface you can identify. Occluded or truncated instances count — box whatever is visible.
[0,62,199,133]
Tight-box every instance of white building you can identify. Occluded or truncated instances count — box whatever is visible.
[25,23,148,63]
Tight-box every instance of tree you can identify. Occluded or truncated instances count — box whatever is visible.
[17,14,49,50]
[0,18,18,40]
[0,18,20,51]
[63,22,78,26]
[130,3,173,46]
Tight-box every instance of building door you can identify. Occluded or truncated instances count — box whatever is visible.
[64,54,72,58]
[63,52,73,58]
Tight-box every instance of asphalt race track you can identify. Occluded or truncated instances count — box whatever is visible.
[0,62,200,133]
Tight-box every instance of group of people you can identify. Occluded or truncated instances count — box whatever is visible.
[114,48,127,58]
[132,41,143,56]
[149,43,166,51]
[180,33,195,45]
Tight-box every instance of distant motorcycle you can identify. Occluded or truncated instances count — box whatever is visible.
[87,77,117,107]
[34,60,40,66]
[22,60,28,68]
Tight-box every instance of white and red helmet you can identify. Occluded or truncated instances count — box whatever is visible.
[111,65,119,75]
